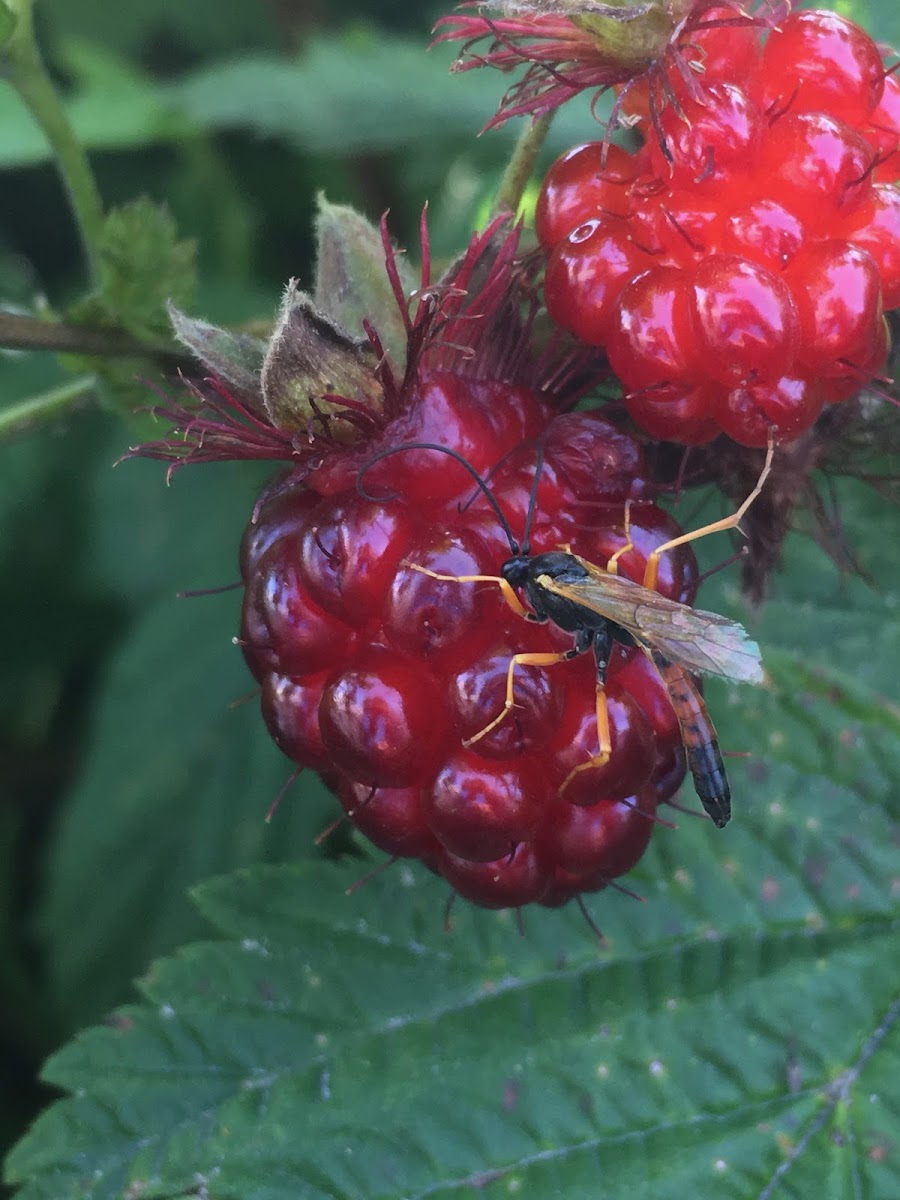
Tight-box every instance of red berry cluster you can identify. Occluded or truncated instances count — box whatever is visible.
[240,374,695,909]
[539,7,900,446]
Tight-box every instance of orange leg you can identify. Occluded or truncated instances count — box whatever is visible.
[642,436,775,592]
[558,680,612,796]
[464,650,574,747]
[605,499,635,577]
[404,562,529,620]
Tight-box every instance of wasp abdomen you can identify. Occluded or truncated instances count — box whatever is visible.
[652,655,731,828]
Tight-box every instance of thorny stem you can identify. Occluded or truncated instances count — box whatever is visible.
[2,0,105,282]
[492,111,555,217]
[0,375,97,439]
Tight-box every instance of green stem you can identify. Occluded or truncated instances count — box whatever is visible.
[0,310,188,364]
[3,0,104,281]
[492,112,555,219]
[0,375,97,439]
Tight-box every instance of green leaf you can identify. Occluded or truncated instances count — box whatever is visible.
[0,39,185,168]
[0,1,16,50]
[7,798,900,1200]
[40,0,280,59]
[37,575,334,1033]
[71,197,196,344]
[165,35,613,158]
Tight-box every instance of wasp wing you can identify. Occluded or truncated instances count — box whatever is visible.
[540,562,764,684]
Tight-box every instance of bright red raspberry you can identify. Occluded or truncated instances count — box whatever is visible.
[864,71,900,180]
[757,112,875,219]
[606,267,703,393]
[536,5,897,449]
[535,143,641,250]
[691,255,798,387]
[719,199,806,270]
[647,82,762,189]
[544,220,655,346]
[786,242,884,375]
[840,185,900,309]
[757,9,885,128]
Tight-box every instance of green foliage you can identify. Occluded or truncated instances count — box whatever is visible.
[1,0,899,1195]
[0,34,597,170]
[38,590,336,1032]
[0,39,186,168]
[41,0,281,58]
[7,466,900,1196]
[0,2,16,49]
[6,781,900,1199]
[70,198,196,343]
[38,449,335,1032]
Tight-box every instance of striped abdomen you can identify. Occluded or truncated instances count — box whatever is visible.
[652,653,731,828]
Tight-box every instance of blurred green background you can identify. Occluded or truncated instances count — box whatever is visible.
[0,0,473,1164]
[1,0,898,1181]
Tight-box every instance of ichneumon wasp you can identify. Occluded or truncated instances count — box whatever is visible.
[359,437,773,827]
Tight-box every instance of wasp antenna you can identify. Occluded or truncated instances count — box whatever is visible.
[356,442,519,553]
[520,443,545,556]
[228,686,261,710]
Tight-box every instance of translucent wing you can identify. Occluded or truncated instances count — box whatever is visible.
[540,559,764,684]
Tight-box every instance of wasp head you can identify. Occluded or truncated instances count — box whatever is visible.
[501,555,531,590]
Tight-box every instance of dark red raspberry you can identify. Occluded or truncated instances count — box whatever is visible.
[241,375,696,910]
[134,213,725,916]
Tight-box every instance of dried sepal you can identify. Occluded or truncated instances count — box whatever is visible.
[434,0,787,136]
[167,303,267,395]
[261,283,381,437]
[314,196,417,368]
[130,209,603,473]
